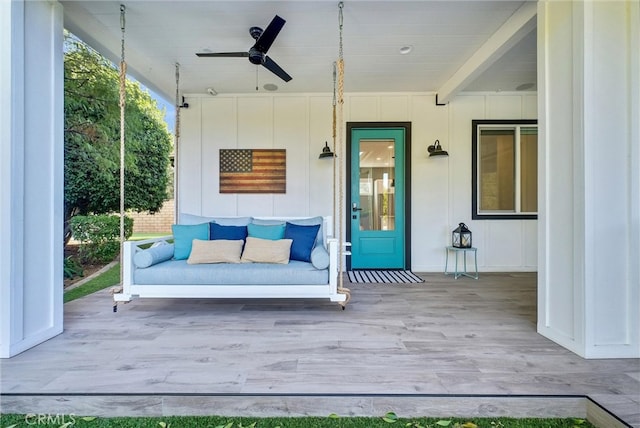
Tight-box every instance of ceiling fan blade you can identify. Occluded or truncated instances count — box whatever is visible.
[196,52,249,58]
[262,56,292,82]
[253,15,285,54]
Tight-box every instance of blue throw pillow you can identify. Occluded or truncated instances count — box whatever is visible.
[285,222,320,262]
[247,223,286,240]
[288,216,324,246]
[210,223,248,241]
[172,223,209,260]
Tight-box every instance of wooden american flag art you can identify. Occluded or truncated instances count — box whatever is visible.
[219,149,286,194]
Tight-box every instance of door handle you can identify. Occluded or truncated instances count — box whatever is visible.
[352,203,363,212]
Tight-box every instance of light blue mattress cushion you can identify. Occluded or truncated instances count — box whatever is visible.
[134,259,328,285]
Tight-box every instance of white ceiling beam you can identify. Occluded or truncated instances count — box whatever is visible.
[436,1,537,105]
[63,5,175,101]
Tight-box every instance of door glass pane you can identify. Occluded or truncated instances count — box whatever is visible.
[358,139,395,231]
[479,129,515,212]
[520,127,538,213]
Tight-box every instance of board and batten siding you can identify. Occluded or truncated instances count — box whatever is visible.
[178,92,537,273]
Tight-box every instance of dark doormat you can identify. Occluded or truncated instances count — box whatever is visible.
[347,270,425,284]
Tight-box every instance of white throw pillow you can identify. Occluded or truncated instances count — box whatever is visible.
[187,239,243,264]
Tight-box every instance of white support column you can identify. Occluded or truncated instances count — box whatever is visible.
[0,0,64,358]
[538,0,640,359]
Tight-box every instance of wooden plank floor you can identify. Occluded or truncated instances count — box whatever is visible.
[1,273,639,426]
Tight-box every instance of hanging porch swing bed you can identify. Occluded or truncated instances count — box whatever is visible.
[113,215,349,308]
[112,3,350,309]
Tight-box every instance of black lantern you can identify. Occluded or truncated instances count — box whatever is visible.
[452,223,472,248]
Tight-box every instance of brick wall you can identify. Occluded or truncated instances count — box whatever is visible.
[129,199,175,234]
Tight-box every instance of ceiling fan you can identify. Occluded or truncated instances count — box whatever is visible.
[196,15,292,83]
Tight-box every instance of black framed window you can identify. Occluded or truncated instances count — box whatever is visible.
[472,120,538,220]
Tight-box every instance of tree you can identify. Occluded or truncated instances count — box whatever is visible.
[64,33,172,244]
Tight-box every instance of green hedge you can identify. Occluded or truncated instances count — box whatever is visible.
[70,214,133,264]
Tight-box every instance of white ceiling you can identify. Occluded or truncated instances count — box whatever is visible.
[61,0,538,102]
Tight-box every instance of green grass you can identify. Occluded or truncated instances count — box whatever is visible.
[0,414,594,428]
[64,233,174,303]
[64,262,120,303]
[130,232,171,240]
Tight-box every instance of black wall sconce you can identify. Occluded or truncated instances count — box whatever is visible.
[319,142,335,159]
[428,139,448,157]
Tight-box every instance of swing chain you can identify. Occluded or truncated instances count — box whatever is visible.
[174,62,181,220]
[335,2,350,306]
[332,62,337,108]
[117,4,127,311]
[332,62,337,141]
[175,63,181,139]
[338,2,344,60]
[119,4,126,108]
[120,4,125,30]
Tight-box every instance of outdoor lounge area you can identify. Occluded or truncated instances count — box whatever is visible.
[1,273,638,427]
[2,2,639,427]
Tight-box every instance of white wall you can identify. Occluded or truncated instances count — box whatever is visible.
[179,95,335,218]
[0,1,64,358]
[178,91,537,273]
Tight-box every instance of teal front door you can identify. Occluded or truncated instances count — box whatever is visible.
[349,127,406,269]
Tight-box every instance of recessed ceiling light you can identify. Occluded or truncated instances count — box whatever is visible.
[263,83,278,91]
[399,45,413,55]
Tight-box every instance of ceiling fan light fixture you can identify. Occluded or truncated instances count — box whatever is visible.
[263,83,278,91]
[399,45,413,55]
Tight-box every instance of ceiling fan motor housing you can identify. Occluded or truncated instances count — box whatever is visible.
[248,47,264,65]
